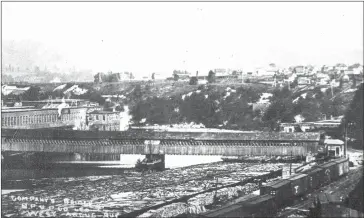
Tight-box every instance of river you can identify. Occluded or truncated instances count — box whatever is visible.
[2,154,222,192]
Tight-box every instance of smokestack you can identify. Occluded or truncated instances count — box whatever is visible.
[196,71,199,77]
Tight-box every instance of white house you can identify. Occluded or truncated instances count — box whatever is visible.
[255,67,277,77]
[330,79,340,88]
[325,139,344,157]
[316,73,331,85]
[353,65,363,75]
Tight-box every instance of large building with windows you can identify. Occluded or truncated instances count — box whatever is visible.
[87,110,121,131]
[1,107,87,129]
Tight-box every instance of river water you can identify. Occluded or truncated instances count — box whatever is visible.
[2,155,222,192]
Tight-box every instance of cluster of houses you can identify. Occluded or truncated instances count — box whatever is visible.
[169,63,363,88]
[239,63,363,88]
[92,64,363,89]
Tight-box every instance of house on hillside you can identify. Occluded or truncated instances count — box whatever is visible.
[293,66,305,75]
[173,72,190,81]
[330,79,341,88]
[297,76,312,87]
[214,68,236,82]
[322,65,335,73]
[254,66,277,77]
[346,65,363,75]
[335,63,348,71]
[315,73,331,85]
[272,74,286,87]
[94,72,133,83]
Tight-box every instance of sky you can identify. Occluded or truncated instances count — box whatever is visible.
[2,2,363,76]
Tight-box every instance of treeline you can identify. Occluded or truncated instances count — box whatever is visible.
[262,86,350,130]
[2,83,106,105]
[130,83,356,132]
[340,83,363,149]
[130,85,265,130]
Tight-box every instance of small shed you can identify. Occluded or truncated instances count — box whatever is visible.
[325,139,344,157]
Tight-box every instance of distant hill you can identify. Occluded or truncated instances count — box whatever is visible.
[1,40,93,83]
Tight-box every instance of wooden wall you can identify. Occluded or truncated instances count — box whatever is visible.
[2,138,319,156]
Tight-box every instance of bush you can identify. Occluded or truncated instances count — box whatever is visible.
[189,77,198,85]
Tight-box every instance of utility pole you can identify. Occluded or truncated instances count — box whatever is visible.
[290,151,293,175]
[288,80,291,91]
[344,121,348,159]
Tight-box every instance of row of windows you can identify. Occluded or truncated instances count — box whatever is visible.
[93,124,120,131]
[2,112,83,127]
[90,114,119,121]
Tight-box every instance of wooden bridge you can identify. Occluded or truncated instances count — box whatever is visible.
[1,129,324,156]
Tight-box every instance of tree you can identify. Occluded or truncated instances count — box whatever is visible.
[133,84,143,100]
[351,74,357,88]
[341,83,363,149]
[173,72,179,81]
[262,86,296,130]
[34,66,40,74]
[21,86,41,101]
[115,105,125,112]
[89,92,105,105]
[189,77,198,85]
[207,70,216,83]
[349,63,361,69]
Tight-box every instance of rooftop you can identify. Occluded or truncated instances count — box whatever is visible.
[325,139,344,145]
[21,99,88,103]
[1,129,322,141]
[88,110,120,114]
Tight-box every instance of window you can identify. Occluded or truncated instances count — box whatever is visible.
[336,147,340,156]
[103,115,106,121]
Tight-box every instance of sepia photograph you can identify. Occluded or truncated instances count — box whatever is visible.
[1,1,363,217]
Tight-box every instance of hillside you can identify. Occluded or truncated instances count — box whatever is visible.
[2,80,359,132]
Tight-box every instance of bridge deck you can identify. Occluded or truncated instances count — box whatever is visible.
[1,129,322,156]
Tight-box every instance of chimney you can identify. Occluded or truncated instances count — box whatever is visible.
[196,71,199,77]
